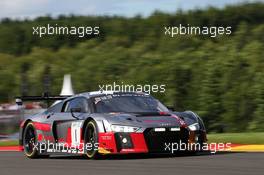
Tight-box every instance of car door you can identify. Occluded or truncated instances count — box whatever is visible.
[40,101,64,144]
[53,97,89,146]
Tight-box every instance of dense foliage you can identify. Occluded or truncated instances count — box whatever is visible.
[0,3,263,132]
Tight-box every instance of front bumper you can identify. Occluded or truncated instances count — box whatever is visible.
[98,127,202,154]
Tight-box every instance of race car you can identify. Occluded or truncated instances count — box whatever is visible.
[17,91,207,159]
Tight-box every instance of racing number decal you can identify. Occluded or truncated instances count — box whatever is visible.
[71,122,82,146]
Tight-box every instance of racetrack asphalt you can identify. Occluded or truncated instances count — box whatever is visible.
[0,152,263,175]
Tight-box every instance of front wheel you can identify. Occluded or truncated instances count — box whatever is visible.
[84,120,100,159]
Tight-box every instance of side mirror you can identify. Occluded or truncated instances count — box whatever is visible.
[70,108,81,120]
[70,107,82,113]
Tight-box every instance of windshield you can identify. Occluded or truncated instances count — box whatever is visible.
[93,94,169,113]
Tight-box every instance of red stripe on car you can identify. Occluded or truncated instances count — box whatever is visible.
[38,134,43,141]
[33,122,51,132]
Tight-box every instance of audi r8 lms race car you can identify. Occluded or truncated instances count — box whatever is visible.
[17,91,207,159]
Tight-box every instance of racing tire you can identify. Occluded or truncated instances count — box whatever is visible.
[23,122,39,158]
[84,120,100,159]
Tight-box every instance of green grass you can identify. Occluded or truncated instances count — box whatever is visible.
[0,140,19,146]
[207,132,264,144]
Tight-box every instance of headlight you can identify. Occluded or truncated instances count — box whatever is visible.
[188,123,200,131]
[111,125,140,133]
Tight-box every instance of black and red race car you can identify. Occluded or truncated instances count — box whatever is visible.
[17,91,207,159]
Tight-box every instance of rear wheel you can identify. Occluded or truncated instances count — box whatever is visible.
[84,120,100,159]
[23,122,39,158]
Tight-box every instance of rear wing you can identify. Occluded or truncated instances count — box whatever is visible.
[15,93,71,106]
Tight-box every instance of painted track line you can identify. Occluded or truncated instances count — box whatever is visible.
[0,146,21,151]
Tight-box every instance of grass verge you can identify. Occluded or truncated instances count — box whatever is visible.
[0,140,19,146]
[207,132,264,144]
